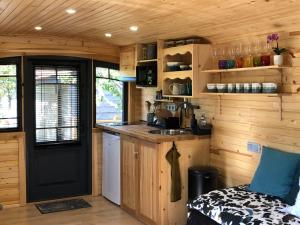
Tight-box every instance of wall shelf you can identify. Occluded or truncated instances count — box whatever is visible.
[162,44,212,98]
[163,70,192,80]
[200,92,280,97]
[202,65,289,73]
[154,98,174,102]
[163,44,194,56]
[163,94,193,98]
[137,59,157,63]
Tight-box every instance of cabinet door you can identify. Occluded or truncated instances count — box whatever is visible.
[121,135,138,214]
[138,140,158,225]
[120,52,134,68]
[120,46,136,77]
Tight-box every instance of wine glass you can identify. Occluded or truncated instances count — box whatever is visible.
[235,43,243,68]
[243,43,253,67]
[253,39,262,67]
[212,47,219,69]
[227,46,236,68]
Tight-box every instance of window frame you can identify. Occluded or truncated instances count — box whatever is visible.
[93,60,128,126]
[0,57,22,132]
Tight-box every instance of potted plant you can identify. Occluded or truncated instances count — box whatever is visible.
[267,33,287,66]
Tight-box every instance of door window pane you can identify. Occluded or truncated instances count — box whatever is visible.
[0,65,18,129]
[35,66,79,144]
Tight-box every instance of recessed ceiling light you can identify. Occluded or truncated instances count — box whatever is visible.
[129,26,138,32]
[66,8,76,14]
[105,33,112,38]
[35,26,42,31]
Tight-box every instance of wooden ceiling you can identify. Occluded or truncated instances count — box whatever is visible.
[1,0,300,46]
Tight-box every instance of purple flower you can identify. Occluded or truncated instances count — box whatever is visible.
[267,33,279,43]
[267,34,272,43]
[272,33,279,41]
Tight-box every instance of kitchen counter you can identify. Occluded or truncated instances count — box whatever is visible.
[96,124,210,143]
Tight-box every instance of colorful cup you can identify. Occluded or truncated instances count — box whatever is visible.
[261,55,271,66]
[218,60,228,69]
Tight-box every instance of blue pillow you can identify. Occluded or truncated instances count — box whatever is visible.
[284,163,300,205]
[248,146,300,199]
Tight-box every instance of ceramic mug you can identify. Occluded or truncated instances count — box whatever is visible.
[252,83,262,93]
[169,83,185,95]
[236,83,244,93]
[244,83,251,93]
[228,83,236,93]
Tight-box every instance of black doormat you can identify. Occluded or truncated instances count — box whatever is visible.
[35,198,92,214]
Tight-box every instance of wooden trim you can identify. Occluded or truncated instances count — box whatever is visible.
[18,134,26,206]
[0,35,120,63]
[92,129,102,196]
[0,132,24,140]
[127,83,136,123]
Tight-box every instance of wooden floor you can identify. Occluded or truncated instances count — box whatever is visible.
[0,197,143,225]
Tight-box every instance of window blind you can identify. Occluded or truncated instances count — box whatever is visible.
[35,66,80,144]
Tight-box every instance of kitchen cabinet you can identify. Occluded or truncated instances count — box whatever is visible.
[120,45,136,77]
[138,140,159,224]
[119,132,210,225]
[121,135,139,214]
[121,135,159,225]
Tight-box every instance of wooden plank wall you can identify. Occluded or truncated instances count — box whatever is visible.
[0,35,120,63]
[0,132,26,207]
[138,32,300,188]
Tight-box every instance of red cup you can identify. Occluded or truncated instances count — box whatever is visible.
[261,55,270,66]
[236,57,243,68]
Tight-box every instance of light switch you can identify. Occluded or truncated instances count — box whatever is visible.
[247,142,261,153]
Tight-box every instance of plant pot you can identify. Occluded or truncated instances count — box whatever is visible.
[274,54,283,66]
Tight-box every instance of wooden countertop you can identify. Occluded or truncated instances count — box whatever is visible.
[95,124,210,143]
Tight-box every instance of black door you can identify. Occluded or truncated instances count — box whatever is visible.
[24,56,92,202]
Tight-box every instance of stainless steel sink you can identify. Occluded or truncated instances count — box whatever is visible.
[148,129,192,135]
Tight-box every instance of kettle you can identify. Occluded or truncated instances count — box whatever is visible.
[169,83,185,95]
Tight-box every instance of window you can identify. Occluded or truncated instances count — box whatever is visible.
[35,66,79,144]
[94,62,127,124]
[0,58,21,131]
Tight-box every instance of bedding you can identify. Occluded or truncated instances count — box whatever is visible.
[187,209,219,225]
[187,185,300,225]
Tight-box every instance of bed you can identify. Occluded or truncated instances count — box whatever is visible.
[187,185,300,225]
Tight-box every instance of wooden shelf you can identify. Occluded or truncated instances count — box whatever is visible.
[163,44,194,56]
[154,99,174,102]
[163,70,192,80]
[163,94,193,98]
[200,92,280,97]
[137,59,157,63]
[202,65,289,73]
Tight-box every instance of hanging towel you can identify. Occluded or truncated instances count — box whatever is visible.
[166,142,182,202]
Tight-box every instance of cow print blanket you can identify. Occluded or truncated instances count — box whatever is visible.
[187,185,300,225]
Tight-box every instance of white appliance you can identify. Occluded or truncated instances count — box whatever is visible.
[102,131,121,205]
